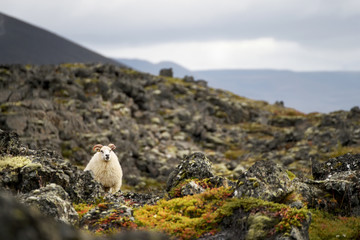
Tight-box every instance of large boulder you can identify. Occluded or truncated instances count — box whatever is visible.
[0,191,91,240]
[19,183,78,225]
[311,153,360,216]
[0,129,105,203]
[166,152,235,198]
[234,160,294,202]
[166,152,214,192]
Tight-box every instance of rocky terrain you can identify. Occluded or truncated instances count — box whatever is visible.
[1,64,360,239]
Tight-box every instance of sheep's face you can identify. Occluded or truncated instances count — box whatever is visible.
[100,146,112,161]
[93,144,116,162]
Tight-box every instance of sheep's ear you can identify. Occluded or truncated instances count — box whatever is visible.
[108,144,116,150]
[93,144,103,152]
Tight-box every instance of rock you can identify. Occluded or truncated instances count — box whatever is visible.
[178,180,206,197]
[183,75,195,82]
[311,153,360,216]
[166,152,214,192]
[215,199,311,240]
[166,152,236,198]
[80,201,134,232]
[348,106,360,119]
[159,68,173,77]
[19,183,79,225]
[0,191,91,240]
[312,153,360,180]
[234,160,294,202]
[0,129,21,155]
[0,134,105,203]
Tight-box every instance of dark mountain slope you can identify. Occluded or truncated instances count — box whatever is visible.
[0,12,123,65]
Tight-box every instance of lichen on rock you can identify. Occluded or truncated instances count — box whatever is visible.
[19,183,79,225]
[166,152,214,192]
[234,160,294,202]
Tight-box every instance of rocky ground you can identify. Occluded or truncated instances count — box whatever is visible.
[1,64,360,239]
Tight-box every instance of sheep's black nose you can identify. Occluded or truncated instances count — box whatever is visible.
[105,154,110,160]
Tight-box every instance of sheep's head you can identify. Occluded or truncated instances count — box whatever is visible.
[93,144,116,161]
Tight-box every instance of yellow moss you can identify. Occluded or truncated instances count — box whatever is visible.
[282,192,305,205]
[224,149,246,160]
[121,68,142,76]
[327,142,360,159]
[286,170,296,181]
[60,63,86,69]
[0,156,32,171]
[162,76,191,87]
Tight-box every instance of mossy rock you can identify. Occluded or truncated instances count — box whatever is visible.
[235,160,294,202]
[166,152,214,192]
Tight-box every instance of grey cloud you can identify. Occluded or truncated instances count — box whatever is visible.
[2,0,360,51]
[61,6,360,51]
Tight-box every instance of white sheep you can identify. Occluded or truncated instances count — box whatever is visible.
[84,143,123,193]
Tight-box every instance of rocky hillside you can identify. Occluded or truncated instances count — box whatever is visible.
[1,64,360,188]
[1,64,360,239]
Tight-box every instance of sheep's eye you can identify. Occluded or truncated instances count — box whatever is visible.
[100,150,103,153]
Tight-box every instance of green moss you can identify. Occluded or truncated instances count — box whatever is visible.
[247,213,276,240]
[0,156,32,171]
[134,187,309,239]
[309,210,360,240]
[134,187,233,239]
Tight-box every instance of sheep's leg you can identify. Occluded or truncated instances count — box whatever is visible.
[109,184,121,194]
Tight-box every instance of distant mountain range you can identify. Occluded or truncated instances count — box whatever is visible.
[0,12,122,65]
[117,58,360,113]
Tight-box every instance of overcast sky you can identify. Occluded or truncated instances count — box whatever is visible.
[2,0,360,71]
